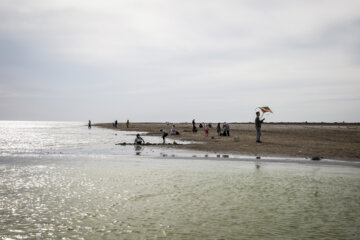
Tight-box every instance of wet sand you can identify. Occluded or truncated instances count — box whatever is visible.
[95,122,360,161]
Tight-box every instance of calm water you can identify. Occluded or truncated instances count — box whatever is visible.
[1,121,360,239]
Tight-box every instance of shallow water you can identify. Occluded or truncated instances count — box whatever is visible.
[0,122,360,239]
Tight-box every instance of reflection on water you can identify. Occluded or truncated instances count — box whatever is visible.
[134,145,143,155]
[1,156,360,239]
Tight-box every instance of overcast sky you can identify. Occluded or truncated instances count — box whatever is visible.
[0,0,359,123]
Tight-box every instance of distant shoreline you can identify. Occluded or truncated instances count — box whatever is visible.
[95,122,360,162]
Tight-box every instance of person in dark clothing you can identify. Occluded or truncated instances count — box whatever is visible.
[199,123,203,128]
[134,134,145,145]
[88,120,92,129]
[192,119,197,133]
[255,111,265,143]
[160,129,168,144]
[216,123,221,136]
[115,120,118,128]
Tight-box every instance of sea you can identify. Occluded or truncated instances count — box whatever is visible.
[0,121,359,239]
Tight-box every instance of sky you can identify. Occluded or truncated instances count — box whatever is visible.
[0,0,359,123]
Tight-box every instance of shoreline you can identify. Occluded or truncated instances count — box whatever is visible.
[94,122,360,162]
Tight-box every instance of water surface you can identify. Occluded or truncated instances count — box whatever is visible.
[0,121,359,239]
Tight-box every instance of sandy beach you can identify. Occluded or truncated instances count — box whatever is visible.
[95,122,360,161]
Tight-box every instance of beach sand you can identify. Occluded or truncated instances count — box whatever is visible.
[95,122,360,161]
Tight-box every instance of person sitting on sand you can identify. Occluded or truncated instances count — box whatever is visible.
[170,125,180,135]
[160,129,168,144]
[134,134,145,145]
[255,111,265,143]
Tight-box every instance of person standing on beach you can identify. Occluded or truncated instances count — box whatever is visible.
[160,129,168,144]
[255,111,265,143]
[88,120,91,129]
[225,123,230,136]
[223,122,230,136]
[217,123,221,136]
[192,119,197,133]
[115,120,118,128]
[204,124,209,136]
[126,120,130,128]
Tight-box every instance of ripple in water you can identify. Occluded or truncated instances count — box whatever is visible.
[1,156,360,239]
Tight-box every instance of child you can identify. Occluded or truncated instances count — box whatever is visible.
[204,124,209,136]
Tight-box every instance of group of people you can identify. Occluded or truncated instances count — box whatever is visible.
[191,113,265,142]
[91,111,266,145]
[192,119,230,137]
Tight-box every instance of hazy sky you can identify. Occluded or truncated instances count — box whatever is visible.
[1,0,359,122]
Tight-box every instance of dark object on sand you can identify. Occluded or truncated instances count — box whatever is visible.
[256,156,261,159]
[311,156,322,161]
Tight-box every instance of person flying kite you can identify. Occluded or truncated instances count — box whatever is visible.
[254,106,272,143]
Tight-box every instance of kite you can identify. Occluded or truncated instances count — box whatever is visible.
[258,106,273,113]
[256,106,273,118]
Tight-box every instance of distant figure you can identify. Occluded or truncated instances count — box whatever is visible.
[160,129,168,144]
[115,120,118,128]
[204,124,209,136]
[192,119,197,133]
[134,134,145,145]
[199,123,203,128]
[216,123,221,136]
[126,120,130,128]
[223,122,230,136]
[88,120,91,129]
[170,125,180,135]
[255,111,265,143]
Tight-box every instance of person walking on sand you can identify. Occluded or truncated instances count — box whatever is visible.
[160,129,168,144]
[126,120,130,128]
[134,134,145,145]
[88,120,92,129]
[216,123,221,136]
[255,111,265,143]
[204,124,209,136]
